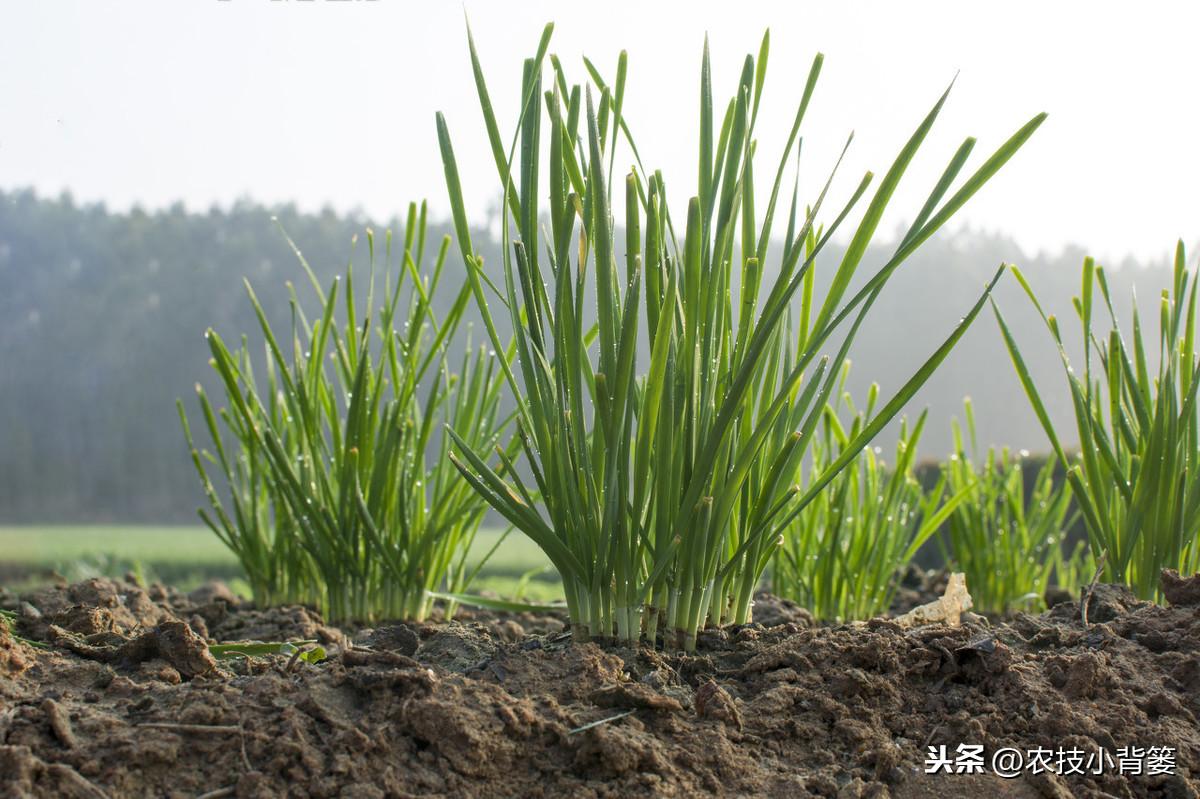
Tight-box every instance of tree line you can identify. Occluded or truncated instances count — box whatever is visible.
[0,188,1173,522]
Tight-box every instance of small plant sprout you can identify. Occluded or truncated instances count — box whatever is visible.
[180,203,513,623]
[438,23,1044,649]
[996,244,1200,600]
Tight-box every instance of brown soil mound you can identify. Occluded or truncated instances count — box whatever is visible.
[1,577,1197,798]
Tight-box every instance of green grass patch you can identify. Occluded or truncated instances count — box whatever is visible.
[0,525,239,567]
[0,525,556,600]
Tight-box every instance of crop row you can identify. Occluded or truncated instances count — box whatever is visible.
[180,24,1198,650]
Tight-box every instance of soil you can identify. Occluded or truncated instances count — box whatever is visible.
[1,573,1198,798]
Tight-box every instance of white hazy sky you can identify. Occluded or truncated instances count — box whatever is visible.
[2,1,1196,264]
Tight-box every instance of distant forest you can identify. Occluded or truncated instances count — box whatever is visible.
[0,188,1177,522]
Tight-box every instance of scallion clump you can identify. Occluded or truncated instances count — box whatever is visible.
[438,23,1044,649]
[179,203,511,622]
[996,243,1200,600]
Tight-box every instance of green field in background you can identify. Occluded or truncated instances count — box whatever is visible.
[0,525,239,567]
[0,525,560,601]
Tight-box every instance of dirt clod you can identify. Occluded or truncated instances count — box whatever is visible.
[1161,568,1200,607]
[48,619,216,679]
[695,679,743,730]
[0,620,32,676]
[40,698,77,749]
[362,623,420,656]
[590,682,684,712]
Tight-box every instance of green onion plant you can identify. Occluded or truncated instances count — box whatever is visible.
[995,243,1200,600]
[936,397,1081,614]
[772,369,968,621]
[179,204,512,623]
[438,23,1044,649]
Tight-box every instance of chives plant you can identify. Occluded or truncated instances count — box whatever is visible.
[438,23,1044,649]
[936,398,1079,614]
[996,243,1200,600]
[179,204,512,623]
[772,371,967,621]
[179,341,314,609]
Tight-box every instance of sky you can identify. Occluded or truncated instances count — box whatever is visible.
[2,1,1196,265]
